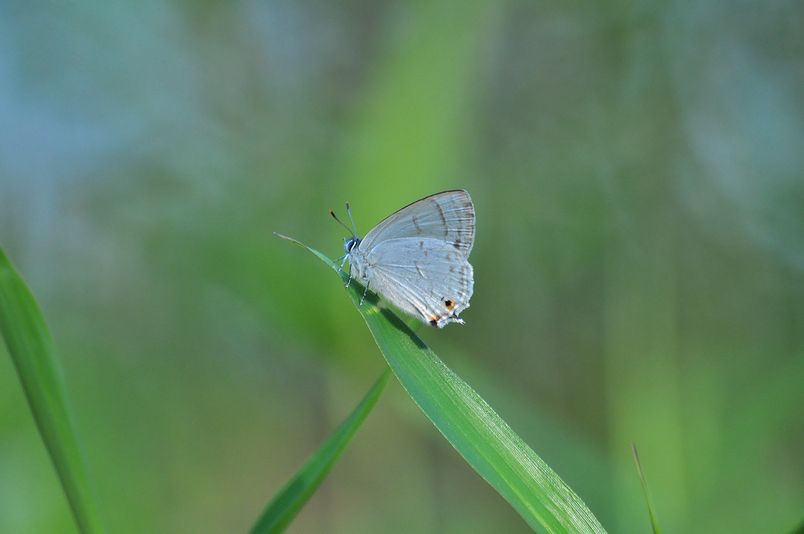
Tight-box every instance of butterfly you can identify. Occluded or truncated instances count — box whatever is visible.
[331,190,475,328]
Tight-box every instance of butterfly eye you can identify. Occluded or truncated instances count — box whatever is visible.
[344,237,360,254]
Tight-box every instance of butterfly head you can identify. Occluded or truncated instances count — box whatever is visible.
[344,236,360,255]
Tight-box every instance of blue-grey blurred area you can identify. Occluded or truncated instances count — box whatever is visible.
[1,1,802,532]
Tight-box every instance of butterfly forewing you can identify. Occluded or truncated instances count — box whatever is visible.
[365,237,473,328]
[359,190,475,257]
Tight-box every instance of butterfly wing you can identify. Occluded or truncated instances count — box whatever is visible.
[360,190,475,257]
[365,237,473,328]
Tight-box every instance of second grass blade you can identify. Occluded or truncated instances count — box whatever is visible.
[250,369,390,534]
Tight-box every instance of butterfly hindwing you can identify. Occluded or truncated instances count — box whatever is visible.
[365,237,473,328]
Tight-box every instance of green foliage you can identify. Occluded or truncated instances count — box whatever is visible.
[0,249,104,534]
[276,234,606,533]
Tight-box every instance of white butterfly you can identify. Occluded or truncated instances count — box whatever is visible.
[332,190,475,328]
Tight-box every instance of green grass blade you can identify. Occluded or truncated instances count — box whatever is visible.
[250,369,391,534]
[276,234,606,533]
[631,443,661,534]
[0,248,104,534]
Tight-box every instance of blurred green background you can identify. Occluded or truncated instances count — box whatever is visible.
[1,1,802,532]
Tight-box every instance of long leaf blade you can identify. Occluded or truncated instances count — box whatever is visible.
[250,369,390,534]
[276,235,606,533]
[0,248,104,534]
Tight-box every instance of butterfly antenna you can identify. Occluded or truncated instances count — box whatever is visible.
[345,202,358,237]
[330,208,354,236]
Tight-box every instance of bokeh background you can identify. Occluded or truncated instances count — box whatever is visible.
[1,1,802,533]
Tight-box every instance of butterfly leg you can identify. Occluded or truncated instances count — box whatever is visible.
[359,280,370,306]
[339,256,355,288]
[336,254,348,275]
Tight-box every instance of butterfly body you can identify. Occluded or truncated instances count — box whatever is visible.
[342,190,475,328]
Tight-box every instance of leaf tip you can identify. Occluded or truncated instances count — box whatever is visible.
[273,231,294,241]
